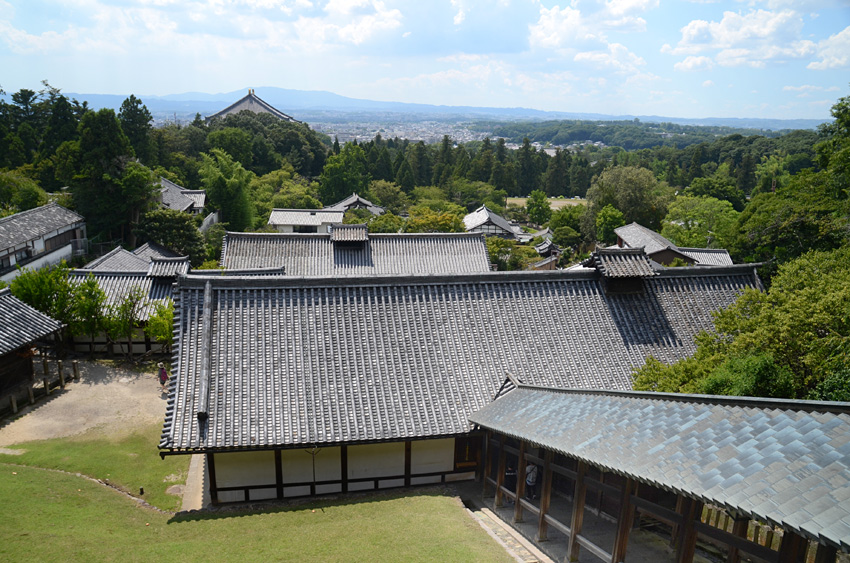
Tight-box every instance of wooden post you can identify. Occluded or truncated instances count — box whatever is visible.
[482,430,492,497]
[670,494,686,548]
[207,453,218,505]
[726,516,750,563]
[567,461,588,562]
[275,450,283,500]
[42,357,48,380]
[72,360,79,380]
[43,377,50,396]
[778,530,807,563]
[514,440,527,523]
[27,385,34,405]
[10,394,17,414]
[58,360,65,389]
[675,496,703,563]
[611,478,635,563]
[340,445,348,494]
[765,528,775,550]
[494,434,506,508]
[813,542,837,563]
[536,450,554,542]
[404,441,411,487]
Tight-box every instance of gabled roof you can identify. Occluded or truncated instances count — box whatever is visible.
[0,288,63,354]
[148,257,190,278]
[219,231,491,275]
[267,209,344,227]
[463,205,517,237]
[0,203,84,252]
[615,223,734,266]
[469,385,850,552]
[133,242,181,262]
[324,193,385,216]
[329,224,369,242]
[582,247,657,278]
[160,265,759,454]
[84,247,150,271]
[206,89,300,123]
[159,178,198,213]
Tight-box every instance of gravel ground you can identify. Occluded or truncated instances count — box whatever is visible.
[0,360,166,448]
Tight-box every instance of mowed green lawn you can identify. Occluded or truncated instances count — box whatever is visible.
[0,465,510,562]
[0,423,512,562]
[507,196,586,210]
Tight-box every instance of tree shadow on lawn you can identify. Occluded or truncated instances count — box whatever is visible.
[167,485,458,525]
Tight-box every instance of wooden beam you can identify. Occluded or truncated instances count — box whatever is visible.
[275,450,283,499]
[536,450,554,542]
[495,434,506,508]
[340,445,348,494]
[404,441,411,487]
[726,516,750,563]
[567,461,588,562]
[207,453,219,505]
[675,497,703,563]
[482,430,492,498]
[611,478,635,563]
[813,543,837,563]
[778,530,807,563]
[670,494,686,548]
[514,440,527,523]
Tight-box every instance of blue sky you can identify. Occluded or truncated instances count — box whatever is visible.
[1,0,847,119]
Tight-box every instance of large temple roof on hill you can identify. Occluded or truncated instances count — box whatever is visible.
[206,89,300,123]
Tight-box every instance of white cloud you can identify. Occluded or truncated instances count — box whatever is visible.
[574,43,646,73]
[702,80,714,87]
[674,55,714,71]
[808,26,850,70]
[665,9,816,68]
[528,5,590,49]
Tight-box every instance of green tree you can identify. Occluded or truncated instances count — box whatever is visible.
[200,148,254,232]
[0,170,47,211]
[595,204,625,245]
[72,274,107,356]
[368,212,406,233]
[105,285,145,359]
[661,195,739,249]
[118,95,153,163]
[144,298,174,354]
[320,143,369,204]
[135,208,206,266]
[207,127,253,169]
[369,180,411,215]
[586,166,672,231]
[405,204,464,233]
[525,190,551,225]
[10,262,77,350]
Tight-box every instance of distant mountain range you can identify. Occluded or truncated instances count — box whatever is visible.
[63,86,826,131]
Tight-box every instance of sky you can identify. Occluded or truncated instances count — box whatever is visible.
[0,0,848,120]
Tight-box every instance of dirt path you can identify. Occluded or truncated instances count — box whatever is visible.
[0,360,166,447]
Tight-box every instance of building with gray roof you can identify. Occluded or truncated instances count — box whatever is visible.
[159,261,759,504]
[615,222,733,267]
[267,208,344,233]
[0,288,63,397]
[463,205,520,239]
[0,203,86,282]
[219,230,491,275]
[159,178,206,215]
[206,89,300,123]
[471,383,850,560]
[324,193,385,216]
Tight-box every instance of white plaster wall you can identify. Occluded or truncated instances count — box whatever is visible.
[214,450,276,502]
[411,438,454,475]
[1,245,72,282]
[347,443,404,490]
[277,225,294,233]
[281,447,341,485]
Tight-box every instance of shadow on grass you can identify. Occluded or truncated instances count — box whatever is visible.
[167,486,456,525]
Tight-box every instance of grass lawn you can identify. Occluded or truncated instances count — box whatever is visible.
[0,464,512,562]
[507,196,586,210]
[0,422,188,512]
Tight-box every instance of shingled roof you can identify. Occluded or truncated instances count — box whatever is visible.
[0,203,85,252]
[206,89,300,123]
[219,231,491,275]
[69,271,174,321]
[469,385,850,552]
[160,265,759,454]
[324,193,384,216]
[159,178,206,213]
[463,205,518,238]
[84,247,150,271]
[267,209,344,228]
[0,288,63,355]
[615,222,733,266]
[582,247,657,278]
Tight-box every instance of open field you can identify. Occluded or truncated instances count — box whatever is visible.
[507,196,586,210]
[0,465,512,562]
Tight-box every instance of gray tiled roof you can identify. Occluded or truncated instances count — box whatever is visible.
[133,242,181,261]
[583,247,657,278]
[147,257,190,278]
[324,193,384,215]
[330,224,369,242]
[160,266,759,454]
[84,247,150,271]
[159,179,195,213]
[469,385,850,551]
[206,91,299,123]
[0,288,63,354]
[267,208,344,227]
[219,231,491,275]
[679,247,734,266]
[463,205,517,236]
[69,271,174,320]
[0,203,84,252]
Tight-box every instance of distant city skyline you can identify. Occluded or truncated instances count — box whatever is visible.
[1,1,847,120]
